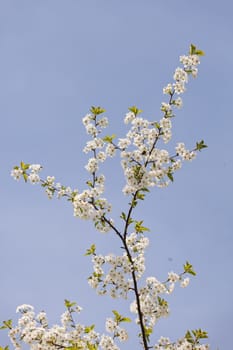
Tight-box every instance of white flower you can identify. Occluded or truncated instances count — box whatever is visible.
[11,168,23,180]
[191,67,198,78]
[180,277,190,288]
[106,143,116,157]
[173,81,186,94]
[124,111,135,124]
[85,158,98,173]
[162,129,172,143]
[180,55,193,66]
[160,117,172,130]
[173,97,183,108]
[16,304,34,313]
[175,142,186,156]
[97,152,107,162]
[82,113,93,125]
[46,176,55,185]
[97,117,109,128]
[191,54,200,66]
[29,164,42,173]
[117,327,128,341]
[61,311,72,327]
[86,124,97,136]
[105,318,117,332]
[118,138,131,149]
[168,271,180,282]
[173,67,188,83]
[99,335,119,350]
[163,83,173,94]
[161,102,172,115]
[28,173,40,183]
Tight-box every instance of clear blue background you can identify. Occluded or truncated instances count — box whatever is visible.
[0,1,232,349]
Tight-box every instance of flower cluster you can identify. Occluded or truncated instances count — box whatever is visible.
[105,310,130,343]
[154,331,209,350]
[86,228,151,300]
[7,302,127,350]
[130,266,192,332]
[5,45,210,350]
[116,47,202,195]
[88,252,133,299]
[11,164,42,184]
[11,44,206,205]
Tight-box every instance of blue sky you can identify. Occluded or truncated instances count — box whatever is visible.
[0,1,232,349]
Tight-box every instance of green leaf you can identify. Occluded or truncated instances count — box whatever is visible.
[158,296,168,307]
[0,347,10,350]
[189,44,196,55]
[195,49,205,56]
[112,310,131,324]
[92,272,103,279]
[183,261,196,276]
[87,343,98,350]
[128,106,143,116]
[85,244,96,256]
[0,320,12,330]
[144,327,153,342]
[192,328,208,339]
[189,44,205,56]
[185,330,195,344]
[20,161,30,171]
[112,310,121,322]
[86,181,93,188]
[90,106,106,115]
[120,212,126,221]
[196,140,208,151]
[136,192,145,200]
[141,187,150,193]
[102,134,116,143]
[134,220,150,233]
[23,173,28,182]
[167,168,174,182]
[155,122,161,130]
[120,316,131,323]
[64,299,77,308]
[84,324,95,333]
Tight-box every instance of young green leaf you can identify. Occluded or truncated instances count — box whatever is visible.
[64,299,77,308]
[128,106,143,116]
[84,324,95,333]
[167,168,174,182]
[90,106,106,115]
[112,310,131,324]
[185,330,195,344]
[134,220,150,233]
[144,327,153,342]
[0,320,12,330]
[112,310,121,323]
[120,316,131,323]
[23,173,28,183]
[192,328,208,339]
[102,134,116,143]
[87,343,98,350]
[158,296,168,307]
[183,261,196,276]
[20,161,30,171]
[120,212,126,221]
[196,140,208,151]
[85,244,96,256]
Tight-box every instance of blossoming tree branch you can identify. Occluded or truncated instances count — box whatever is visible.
[1,44,209,350]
